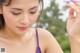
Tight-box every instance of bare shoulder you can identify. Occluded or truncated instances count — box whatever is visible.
[37,28,55,41]
[37,28,63,53]
[37,28,52,35]
[36,28,58,45]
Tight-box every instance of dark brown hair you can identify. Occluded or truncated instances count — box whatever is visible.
[0,0,44,29]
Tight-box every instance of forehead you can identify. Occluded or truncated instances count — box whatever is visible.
[8,0,39,8]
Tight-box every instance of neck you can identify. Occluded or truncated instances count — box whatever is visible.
[1,27,22,40]
[0,26,34,42]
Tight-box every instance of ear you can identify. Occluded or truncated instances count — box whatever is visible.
[0,7,3,14]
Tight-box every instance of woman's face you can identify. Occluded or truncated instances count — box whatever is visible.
[2,0,39,35]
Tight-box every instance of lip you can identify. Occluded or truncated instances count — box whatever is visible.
[18,27,28,31]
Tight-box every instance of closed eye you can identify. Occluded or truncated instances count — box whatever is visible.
[30,8,38,14]
[12,12,21,15]
[30,11,37,14]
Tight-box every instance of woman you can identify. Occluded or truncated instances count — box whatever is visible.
[0,0,63,53]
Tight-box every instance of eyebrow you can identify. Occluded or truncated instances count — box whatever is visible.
[10,6,38,11]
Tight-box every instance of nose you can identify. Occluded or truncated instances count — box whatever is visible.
[20,14,30,26]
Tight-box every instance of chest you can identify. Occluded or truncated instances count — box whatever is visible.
[0,43,37,53]
[0,38,39,53]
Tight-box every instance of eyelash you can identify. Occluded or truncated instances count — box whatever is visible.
[12,11,37,16]
[12,13,21,15]
[30,11,37,14]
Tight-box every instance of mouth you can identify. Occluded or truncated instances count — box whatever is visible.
[17,26,28,31]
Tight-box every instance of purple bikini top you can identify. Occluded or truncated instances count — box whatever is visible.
[35,28,41,53]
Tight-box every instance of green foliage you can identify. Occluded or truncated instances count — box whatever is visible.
[38,0,70,53]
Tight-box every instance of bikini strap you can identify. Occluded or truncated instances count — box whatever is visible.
[35,28,39,47]
[35,28,41,53]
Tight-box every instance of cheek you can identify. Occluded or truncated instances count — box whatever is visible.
[3,12,17,28]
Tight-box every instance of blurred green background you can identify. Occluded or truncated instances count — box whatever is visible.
[38,0,70,53]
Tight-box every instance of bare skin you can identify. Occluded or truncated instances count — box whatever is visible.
[0,28,63,53]
[0,28,42,53]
